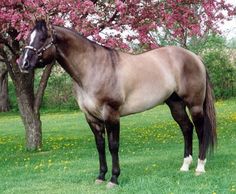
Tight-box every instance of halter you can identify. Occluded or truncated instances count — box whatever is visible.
[24,41,54,57]
[23,27,56,62]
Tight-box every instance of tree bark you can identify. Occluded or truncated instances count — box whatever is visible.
[0,62,10,112]
[12,69,42,150]
[18,95,42,150]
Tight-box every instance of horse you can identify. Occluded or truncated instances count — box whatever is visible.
[18,20,216,188]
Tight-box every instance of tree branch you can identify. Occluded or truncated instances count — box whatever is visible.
[0,58,7,63]
[34,62,54,114]
[0,36,16,55]
[91,0,99,3]
[7,28,20,54]
[0,42,18,84]
[99,10,119,32]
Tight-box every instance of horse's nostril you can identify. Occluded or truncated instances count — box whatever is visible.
[23,60,30,69]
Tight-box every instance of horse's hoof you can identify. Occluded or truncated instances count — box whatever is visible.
[195,170,205,176]
[106,181,118,189]
[95,179,105,184]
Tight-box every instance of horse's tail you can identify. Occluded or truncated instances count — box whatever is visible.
[203,71,217,153]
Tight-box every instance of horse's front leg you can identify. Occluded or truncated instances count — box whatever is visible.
[86,116,107,183]
[106,120,120,188]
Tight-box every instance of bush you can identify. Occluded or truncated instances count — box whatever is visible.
[203,50,236,99]
[38,66,79,111]
[189,34,236,99]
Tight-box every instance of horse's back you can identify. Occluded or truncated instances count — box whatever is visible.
[118,46,206,116]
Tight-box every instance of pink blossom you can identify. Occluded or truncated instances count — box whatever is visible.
[0,0,235,52]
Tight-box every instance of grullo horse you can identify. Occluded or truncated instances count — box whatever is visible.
[18,20,216,188]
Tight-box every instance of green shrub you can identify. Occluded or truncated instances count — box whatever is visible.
[189,34,236,99]
[203,50,236,99]
[39,66,78,111]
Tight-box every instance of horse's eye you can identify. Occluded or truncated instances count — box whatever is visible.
[39,34,47,42]
[39,39,45,43]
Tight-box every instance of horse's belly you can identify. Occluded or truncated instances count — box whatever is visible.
[120,86,173,116]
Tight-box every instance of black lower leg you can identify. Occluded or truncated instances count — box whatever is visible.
[194,117,205,160]
[106,121,120,184]
[87,118,107,181]
[166,95,194,158]
[182,123,194,157]
[191,107,206,160]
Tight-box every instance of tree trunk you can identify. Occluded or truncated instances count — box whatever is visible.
[18,96,42,150]
[17,89,42,150]
[14,71,42,150]
[0,62,10,112]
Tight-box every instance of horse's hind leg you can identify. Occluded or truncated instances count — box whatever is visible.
[188,105,207,175]
[166,93,194,172]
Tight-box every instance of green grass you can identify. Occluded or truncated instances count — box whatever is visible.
[0,99,236,194]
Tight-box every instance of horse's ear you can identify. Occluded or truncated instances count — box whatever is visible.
[44,15,54,36]
[45,15,50,26]
[39,15,52,32]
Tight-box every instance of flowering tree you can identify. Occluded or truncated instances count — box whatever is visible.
[0,0,235,150]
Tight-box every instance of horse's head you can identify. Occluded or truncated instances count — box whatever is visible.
[18,20,56,73]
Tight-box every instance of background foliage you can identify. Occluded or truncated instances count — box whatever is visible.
[189,34,236,99]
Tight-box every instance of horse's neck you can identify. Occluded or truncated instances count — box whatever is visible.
[54,26,94,87]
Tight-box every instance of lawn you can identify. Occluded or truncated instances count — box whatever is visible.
[0,99,235,194]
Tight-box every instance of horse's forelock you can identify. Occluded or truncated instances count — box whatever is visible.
[35,20,47,33]
[35,19,46,27]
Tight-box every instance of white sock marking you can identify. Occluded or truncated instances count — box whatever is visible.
[180,155,193,172]
[195,158,206,174]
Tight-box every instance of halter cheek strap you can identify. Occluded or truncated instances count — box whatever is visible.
[37,41,54,57]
